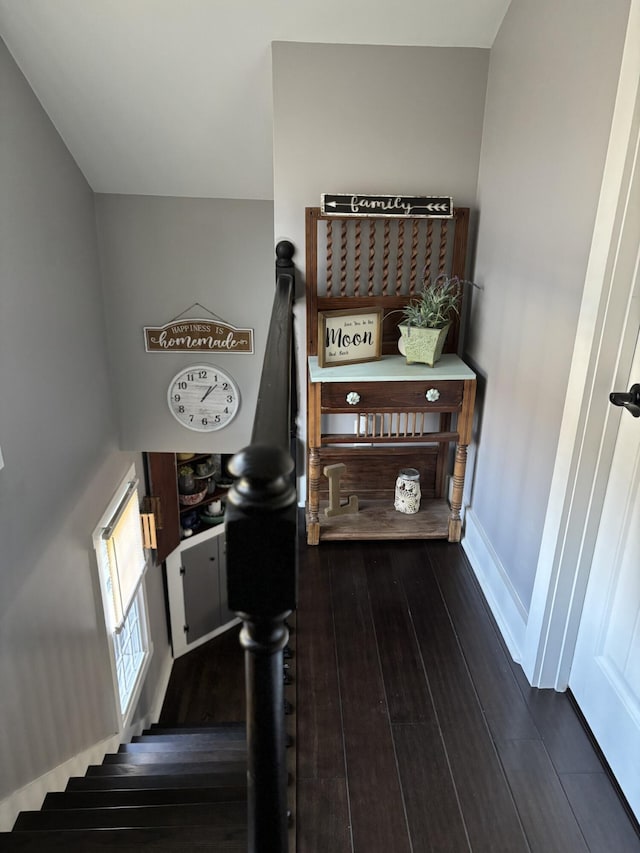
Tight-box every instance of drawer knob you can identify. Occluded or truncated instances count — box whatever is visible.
[425,388,440,402]
[346,391,361,406]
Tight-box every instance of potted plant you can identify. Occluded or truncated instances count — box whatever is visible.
[178,465,195,493]
[398,273,463,366]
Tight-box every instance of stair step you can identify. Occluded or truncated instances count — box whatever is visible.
[86,760,245,777]
[145,722,245,736]
[104,747,245,765]
[134,730,245,744]
[43,785,246,809]
[67,769,246,790]
[0,824,246,851]
[13,801,246,831]
[119,739,245,754]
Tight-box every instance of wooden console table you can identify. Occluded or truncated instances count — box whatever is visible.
[303,204,475,546]
[306,353,476,545]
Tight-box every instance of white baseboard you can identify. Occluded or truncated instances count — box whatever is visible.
[462,509,528,665]
[0,646,174,832]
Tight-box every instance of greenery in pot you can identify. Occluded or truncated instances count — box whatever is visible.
[397,272,480,366]
[401,273,462,329]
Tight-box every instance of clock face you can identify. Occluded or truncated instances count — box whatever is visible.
[167,364,240,432]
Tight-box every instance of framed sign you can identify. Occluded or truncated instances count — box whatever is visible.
[144,318,253,353]
[321,193,453,218]
[317,307,383,368]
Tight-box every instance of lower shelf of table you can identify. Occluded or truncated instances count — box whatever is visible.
[306,498,457,544]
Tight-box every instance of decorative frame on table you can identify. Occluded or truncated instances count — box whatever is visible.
[317,307,383,368]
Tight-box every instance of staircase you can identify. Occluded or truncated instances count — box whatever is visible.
[0,722,248,851]
[0,243,297,853]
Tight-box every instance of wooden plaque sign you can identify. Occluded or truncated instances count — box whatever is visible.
[144,319,254,353]
[318,307,383,367]
[321,193,453,218]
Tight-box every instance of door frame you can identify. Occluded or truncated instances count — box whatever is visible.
[522,0,640,689]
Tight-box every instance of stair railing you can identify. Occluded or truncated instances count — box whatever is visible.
[226,241,297,853]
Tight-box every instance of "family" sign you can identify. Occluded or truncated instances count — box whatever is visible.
[321,193,453,218]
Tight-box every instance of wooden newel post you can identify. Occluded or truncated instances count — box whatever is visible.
[226,444,297,853]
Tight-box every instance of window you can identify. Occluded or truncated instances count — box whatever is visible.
[113,593,147,715]
[94,466,152,725]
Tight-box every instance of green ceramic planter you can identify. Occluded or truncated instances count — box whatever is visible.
[398,322,450,367]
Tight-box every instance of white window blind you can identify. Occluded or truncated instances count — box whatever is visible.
[102,479,146,631]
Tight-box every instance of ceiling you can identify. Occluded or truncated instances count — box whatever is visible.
[0,1,510,200]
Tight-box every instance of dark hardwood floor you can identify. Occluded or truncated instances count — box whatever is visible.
[161,536,640,853]
[160,621,245,725]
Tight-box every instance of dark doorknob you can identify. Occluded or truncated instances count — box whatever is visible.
[609,383,640,417]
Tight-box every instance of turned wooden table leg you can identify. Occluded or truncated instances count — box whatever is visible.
[307,446,321,545]
[448,443,468,542]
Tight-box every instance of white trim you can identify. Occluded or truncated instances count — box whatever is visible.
[522,0,640,688]
[462,510,527,662]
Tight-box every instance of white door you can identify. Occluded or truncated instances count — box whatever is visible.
[569,329,640,819]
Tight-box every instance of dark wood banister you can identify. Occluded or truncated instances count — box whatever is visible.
[225,240,297,853]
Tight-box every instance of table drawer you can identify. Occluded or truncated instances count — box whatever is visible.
[321,380,463,411]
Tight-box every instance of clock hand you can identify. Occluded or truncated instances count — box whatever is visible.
[200,385,217,402]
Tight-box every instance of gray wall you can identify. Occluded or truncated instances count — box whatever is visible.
[95,195,275,453]
[0,38,170,805]
[467,0,631,612]
[272,42,490,259]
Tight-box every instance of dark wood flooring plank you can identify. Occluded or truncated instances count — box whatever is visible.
[329,543,412,853]
[398,546,529,852]
[393,723,471,852]
[159,625,245,724]
[194,625,245,721]
[497,739,588,852]
[516,688,603,775]
[560,772,640,852]
[297,778,352,853]
[364,542,435,723]
[296,544,345,781]
[430,543,540,741]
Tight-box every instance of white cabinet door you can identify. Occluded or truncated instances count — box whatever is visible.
[165,526,237,657]
[569,329,640,819]
[181,535,223,645]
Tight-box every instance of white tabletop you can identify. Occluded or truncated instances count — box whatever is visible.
[308,353,476,383]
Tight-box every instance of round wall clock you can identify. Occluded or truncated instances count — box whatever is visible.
[167,364,240,431]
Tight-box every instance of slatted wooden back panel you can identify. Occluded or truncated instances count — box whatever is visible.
[305,206,469,357]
